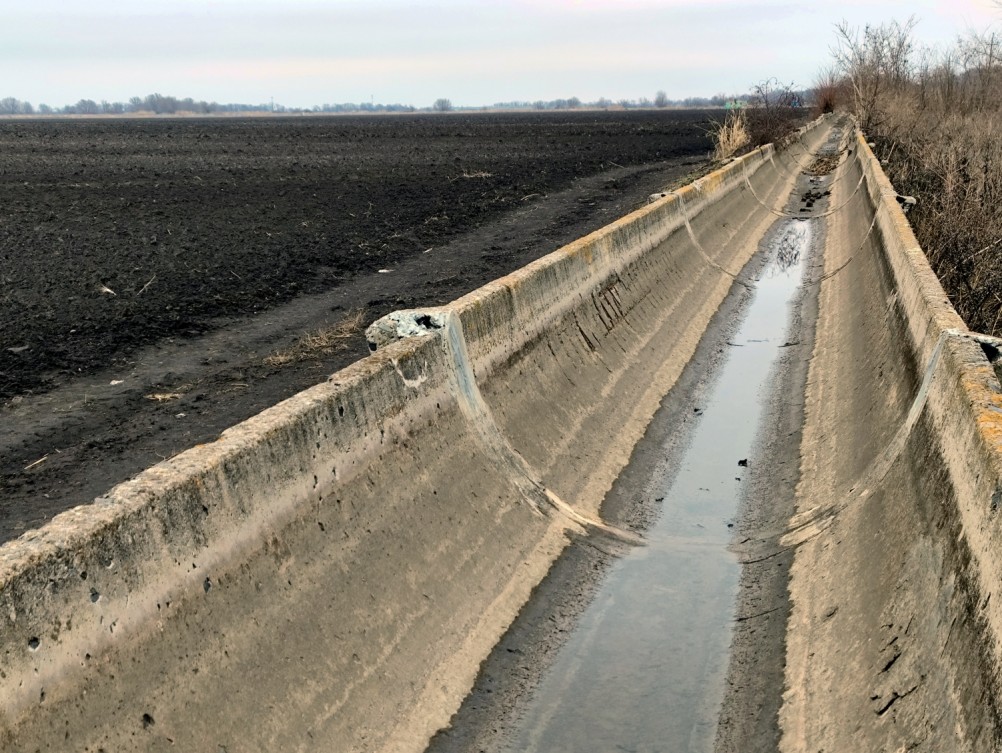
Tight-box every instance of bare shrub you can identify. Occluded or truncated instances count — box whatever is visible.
[744,78,803,146]
[811,66,844,116]
[832,21,1002,335]
[831,17,917,131]
[706,77,804,158]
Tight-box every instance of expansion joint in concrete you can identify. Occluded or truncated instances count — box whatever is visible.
[675,193,756,289]
[365,308,644,546]
[733,326,1001,565]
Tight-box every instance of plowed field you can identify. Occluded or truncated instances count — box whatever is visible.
[0,110,713,540]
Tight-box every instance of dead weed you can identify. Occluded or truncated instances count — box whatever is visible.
[264,309,367,366]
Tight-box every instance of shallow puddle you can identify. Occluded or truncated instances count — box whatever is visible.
[500,219,813,753]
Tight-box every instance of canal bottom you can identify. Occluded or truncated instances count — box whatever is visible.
[430,217,816,753]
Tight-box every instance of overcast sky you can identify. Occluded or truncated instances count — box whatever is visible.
[3,0,999,109]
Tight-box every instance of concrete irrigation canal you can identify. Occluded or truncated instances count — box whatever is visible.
[428,216,817,753]
[3,114,1002,752]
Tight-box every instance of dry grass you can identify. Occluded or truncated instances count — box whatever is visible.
[264,309,367,366]
[805,153,841,176]
[876,111,1002,336]
[711,109,750,161]
[450,170,494,182]
[145,392,183,402]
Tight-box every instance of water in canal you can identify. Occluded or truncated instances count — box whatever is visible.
[501,219,813,753]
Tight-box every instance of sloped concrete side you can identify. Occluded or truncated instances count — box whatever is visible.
[1,336,568,752]
[781,134,1002,751]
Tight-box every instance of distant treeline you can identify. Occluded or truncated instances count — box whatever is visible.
[493,92,766,110]
[0,89,805,117]
[0,93,417,116]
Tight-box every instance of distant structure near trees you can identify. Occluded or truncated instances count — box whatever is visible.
[432,98,453,112]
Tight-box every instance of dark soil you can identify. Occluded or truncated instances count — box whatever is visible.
[0,110,714,542]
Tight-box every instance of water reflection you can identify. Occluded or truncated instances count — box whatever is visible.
[502,220,812,753]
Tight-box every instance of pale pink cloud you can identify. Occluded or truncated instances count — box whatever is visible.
[185,43,729,83]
